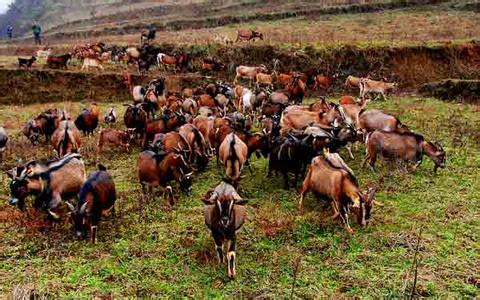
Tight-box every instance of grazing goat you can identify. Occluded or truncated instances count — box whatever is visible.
[36,48,51,61]
[219,133,248,184]
[0,126,7,161]
[23,119,42,145]
[280,106,341,134]
[81,58,104,71]
[137,151,193,205]
[96,128,135,155]
[287,74,306,104]
[143,111,186,145]
[66,164,116,243]
[299,156,382,233]
[364,131,446,173]
[7,153,86,219]
[255,72,274,87]
[46,53,71,69]
[269,91,290,105]
[312,75,333,93]
[51,121,82,157]
[360,78,397,100]
[345,75,361,89]
[74,103,100,136]
[179,123,210,170]
[234,65,267,86]
[268,134,308,189]
[182,98,198,116]
[104,107,117,125]
[239,88,255,115]
[193,116,215,155]
[32,109,61,142]
[357,109,409,133]
[18,56,36,69]
[202,181,247,278]
[123,104,148,138]
[236,29,263,42]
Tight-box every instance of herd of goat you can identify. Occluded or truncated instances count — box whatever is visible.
[1,59,446,278]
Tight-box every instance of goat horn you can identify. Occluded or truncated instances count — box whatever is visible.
[65,201,75,212]
[48,210,61,220]
[79,202,88,215]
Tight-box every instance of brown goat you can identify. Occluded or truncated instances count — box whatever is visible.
[280,107,341,133]
[357,109,409,133]
[74,103,100,136]
[193,116,215,155]
[255,72,274,87]
[345,75,361,89]
[96,128,135,155]
[144,112,186,144]
[137,150,193,205]
[312,75,333,93]
[197,94,217,108]
[236,29,263,42]
[277,73,293,87]
[159,132,192,159]
[179,123,209,170]
[7,153,86,219]
[202,181,247,278]
[299,156,381,233]
[51,121,82,157]
[219,133,248,183]
[182,98,198,116]
[364,131,446,173]
[234,65,267,86]
[66,164,116,243]
[287,75,306,104]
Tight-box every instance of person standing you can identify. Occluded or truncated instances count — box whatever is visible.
[6,25,13,39]
[32,23,41,45]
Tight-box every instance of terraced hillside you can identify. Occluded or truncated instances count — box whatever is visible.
[0,0,392,38]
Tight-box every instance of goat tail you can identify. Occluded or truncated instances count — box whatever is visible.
[229,135,238,179]
[97,164,107,171]
[60,123,70,156]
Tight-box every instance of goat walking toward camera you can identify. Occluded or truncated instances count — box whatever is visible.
[202,181,247,278]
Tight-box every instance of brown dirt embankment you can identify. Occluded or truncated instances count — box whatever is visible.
[419,79,480,103]
[0,69,209,105]
[0,41,479,103]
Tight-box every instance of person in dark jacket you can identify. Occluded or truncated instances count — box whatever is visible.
[32,23,41,45]
[6,25,13,39]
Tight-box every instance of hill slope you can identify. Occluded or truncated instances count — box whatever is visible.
[0,0,392,38]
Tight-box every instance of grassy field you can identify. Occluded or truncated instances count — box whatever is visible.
[0,96,479,298]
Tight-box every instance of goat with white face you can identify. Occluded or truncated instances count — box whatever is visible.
[202,181,247,278]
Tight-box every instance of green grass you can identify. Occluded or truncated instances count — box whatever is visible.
[0,97,479,298]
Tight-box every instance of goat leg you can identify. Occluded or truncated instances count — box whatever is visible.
[90,225,98,244]
[346,145,354,159]
[282,171,290,190]
[227,238,237,278]
[213,233,225,264]
[166,186,175,206]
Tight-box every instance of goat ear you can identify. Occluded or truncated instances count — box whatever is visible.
[6,170,14,179]
[235,199,248,206]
